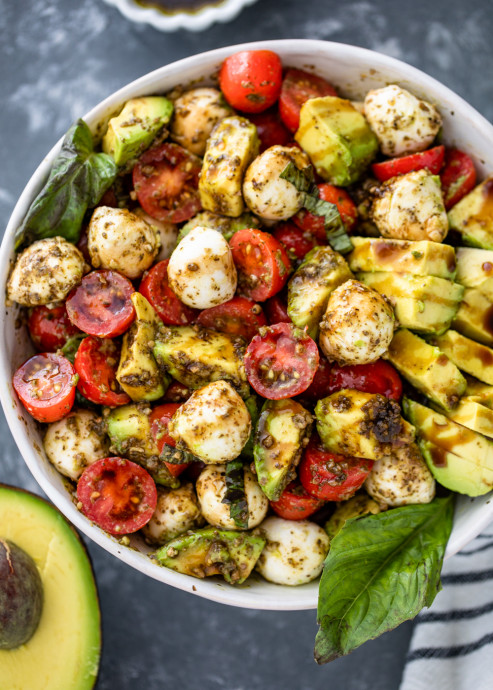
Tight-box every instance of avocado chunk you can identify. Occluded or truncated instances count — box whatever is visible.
[448,176,493,249]
[465,376,493,408]
[287,246,353,338]
[153,325,249,398]
[0,485,100,689]
[357,271,464,335]
[315,389,415,461]
[117,293,169,402]
[455,247,493,297]
[199,116,259,217]
[107,404,179,488]
[403,398,493,471]
[102,96,173,166]
[295,96,378,186]
[441,397,493,440]
[432,329,493,385]
[0,539,43,649]
[254,399,312,501]
[417,438,493,496]
[453,285,493,346]
[348,237,456,279]
[177,210,261,245]
[155,527,265,584]
[324,493,382,540]
[386,329,466,410]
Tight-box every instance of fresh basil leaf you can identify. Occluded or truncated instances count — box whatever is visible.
[221,459,248,529]
[280,161,353,255]
[315,495,454,664]
[59,334,86,364]
[160,444,197,465]
[15,119,117,249]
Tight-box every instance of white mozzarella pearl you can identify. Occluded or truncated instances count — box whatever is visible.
[170,87,233,156]
[134,208,178,262]
[142,483,203,544]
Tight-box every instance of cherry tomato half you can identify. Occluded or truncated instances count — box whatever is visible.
[293,183,358,241]
[230,228,291,302]
[133,142,202,223]
[440,148,477,210]
[270,481,324,520]
[279,68,338,133]
[244,322,319,399]
[247,107,291,152]
[328,360,403,401]
[264,293,291,325]
[74,336,130,407]
[139,260,197,326]
[13,353,76,423]
[149,403,188,478]
[77,457,157,535]
[272,221,320,262]
[162,380,192,403]
[196,297,267,341]
[299,434,373,502]
[371,145,445,182]
[219,50,283,114]
[66,270,135,339]
[28,304,81,352]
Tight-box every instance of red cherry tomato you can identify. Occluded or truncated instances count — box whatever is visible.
[149,403,188,478]
[299,434,374,502]
[300,355,332,401]
[76,229,91,264]
[270,481,324,520]
[293,183,358,241]
[28,305,81,352]
[66,270,135,339]
[247,107,291,152]
[244,322,319,399]
[77,457,157,535]
[328,360,403,401]
[279,68,338,133]
[74,336,130,407]
[13,353,76,423]
[219,50,283,114]
[133,142,202,223]
[196,297,267,341]
[230,228,291,302]
[162,380,192,403]
[272,221,320,261]
[371,145,445,182]
[139,260,197,326]
[440,148,477,210]
[264,293,291,325]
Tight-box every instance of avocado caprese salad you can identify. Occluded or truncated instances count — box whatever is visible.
[7,49,493,661]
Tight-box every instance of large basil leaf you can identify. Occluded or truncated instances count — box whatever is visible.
[15,119,117,249]
[315,494,454,664]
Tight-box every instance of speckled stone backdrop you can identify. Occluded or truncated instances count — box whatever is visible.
[1,1,492,688]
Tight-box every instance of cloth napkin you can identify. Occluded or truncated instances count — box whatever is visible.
[400,527,493,690]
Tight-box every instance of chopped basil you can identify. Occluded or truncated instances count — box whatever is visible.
[221,459,248,529]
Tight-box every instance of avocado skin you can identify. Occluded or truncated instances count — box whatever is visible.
[155,527,265,584]
[0,484,100,689]
[0,539,43,649]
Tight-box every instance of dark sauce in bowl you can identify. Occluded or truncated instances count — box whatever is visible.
[135,0,225,14]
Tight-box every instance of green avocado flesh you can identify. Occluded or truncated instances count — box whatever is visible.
[0,485,100,690]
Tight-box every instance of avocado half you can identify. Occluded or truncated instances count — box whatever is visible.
[0,484,101,690]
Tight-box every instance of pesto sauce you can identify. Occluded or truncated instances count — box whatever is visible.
[135,0,225,15]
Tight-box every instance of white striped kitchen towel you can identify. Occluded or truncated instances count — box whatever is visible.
[400,527,493,690]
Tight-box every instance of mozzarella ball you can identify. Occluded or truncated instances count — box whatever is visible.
[142,483,203,544]
[243,146,311,221]
[168,380,251,463]
[254,517,329,586]
[134,208,178,262]
[196,464,268,530]
[319,279,395,366]
[365,443,436,507]
[7,236,86,307]
[87,206,160,279]
[170,87,233,156]
[371,169,448,243]
[43,409,109,481]
[364,85,442,157]
[167,226,237,309]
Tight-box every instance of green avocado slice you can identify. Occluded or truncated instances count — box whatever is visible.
[0,484,100,690]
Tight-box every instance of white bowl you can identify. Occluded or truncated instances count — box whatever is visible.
[102,0,259,32]
[2,40,493,611]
